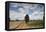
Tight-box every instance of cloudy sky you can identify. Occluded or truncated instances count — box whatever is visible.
[9,3,44,20]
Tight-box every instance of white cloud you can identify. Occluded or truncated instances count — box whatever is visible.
[9,10,16,20]
[10,3,18,7]
[31,11,44,20]
[9,9,26,20]
[9,3,44,20]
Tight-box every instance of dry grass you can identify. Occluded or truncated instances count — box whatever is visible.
[9,20,44,29]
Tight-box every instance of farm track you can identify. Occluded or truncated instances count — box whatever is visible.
[16,22,26,29]
[15,21,27,29]
[9,21,31,29]
[15,22,24,28]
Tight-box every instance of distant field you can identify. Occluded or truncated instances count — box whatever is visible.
[9,20,44,29]
[27,20,44,28]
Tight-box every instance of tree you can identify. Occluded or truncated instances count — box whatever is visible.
[25,14,29,23]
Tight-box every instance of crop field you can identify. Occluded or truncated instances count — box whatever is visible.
[9,20,44,29]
